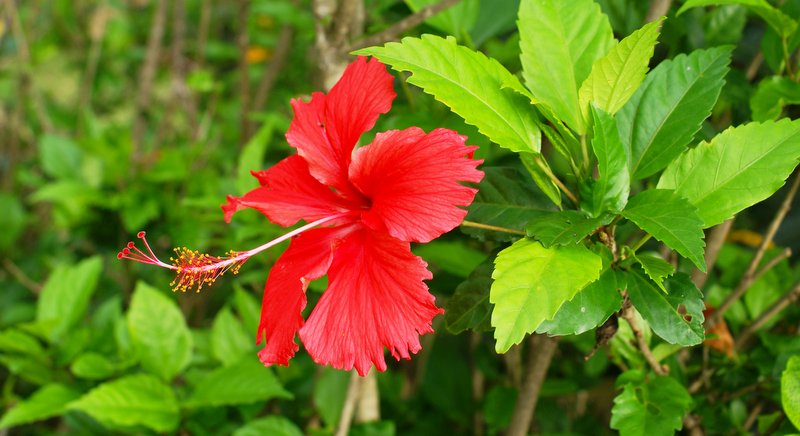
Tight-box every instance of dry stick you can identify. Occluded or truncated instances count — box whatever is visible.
[3,259,43,294]
[346,0,461,52]
[3,0,52,133]
[77,6,109,126]
[707,172,800,327]
[506,335,559,436]
[356,372,380,422]
[237,0,252,146]
[620,301,668,376]
[691,219,734,289]
[743,402,764,432]
[746,52,764,81]
[645,0,672,22]
[251,24,294,129]
[196,0,211,68]
[735,279,800,350]
[132,0,168,158]
[335,372,362,436]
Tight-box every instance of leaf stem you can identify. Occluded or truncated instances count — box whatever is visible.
[461,220,526,236]
[630,234,652,253]
[534,156,579,205]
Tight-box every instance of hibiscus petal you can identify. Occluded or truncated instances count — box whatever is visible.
[222,155,355,226]
[257,226,351,366]
[285,56,395,198]
[349,127,484,243]
[299,228,443,376]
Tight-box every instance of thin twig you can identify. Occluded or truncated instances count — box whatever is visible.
[196,0,211,68]
[3,259,43,294]
[620,301,668,375]
[237,0,252,145]
[691,219,734,288]
[346,0,461,52]
[645,0,672,23]
[461,220,526,236]
[335,372,361,436]
[251,23,294,126]
[735,280,800,350]
[535,156,579,205]
[707,172,800,327]
[506,334,558,436]
[77,5,109,123]
[132,0,168,157]
[746,52,764,81]
[743,402,764,432]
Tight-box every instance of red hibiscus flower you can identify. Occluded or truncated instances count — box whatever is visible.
[119,56,483,376]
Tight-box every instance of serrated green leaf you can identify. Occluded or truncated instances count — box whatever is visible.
[619,46,732,179]
[463,167,558,241]
[622,189,706,271]
[751,76,800,121]
[37,256,103,341]
[211,306,254,367]
[445,255,495,333]
[610,373,693,436]
[578,19,662,121]
[491,239,602,352]
[519,0,614,133]
[657,120,800,227]
[526,210,611,247]
[537,268,624,336]
[0,384,80,429]
[233,416,304,436]
[68,374,179,432]
[71,352,116,380]
[627,271,705,346]
[126,282,193,381]
[782,355,800,430]
[678,0,798,37]
[186,357,291,407]
[357,35,541,153]
[633,252,675,292]
[586,106,630,215]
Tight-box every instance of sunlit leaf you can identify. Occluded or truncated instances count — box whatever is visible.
[0,384,80,429]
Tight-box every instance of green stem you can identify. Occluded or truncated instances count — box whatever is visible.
[461,220,526,236]
[630,234,652,253]
[534,157,579,205]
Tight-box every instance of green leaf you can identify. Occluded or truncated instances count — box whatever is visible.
[0,193,25,250]
[658,120,800,227]
[626,271,705,346]
[782,355,800,430]
[463,167,558,241]
[71,352,116,380]
[537,268,624,336]
[519,0,614,133]
[633,252,675,292]
[211,306,254,367]
[37,256,103,340]
[356,35,542,153]
[470,0,520,47]
[186,357,291,407]
[678,0,798,38]
[526,210,611,247]
[0,384,81,429]
[404,0,479,41]
[0,328,46,359]
[126,282,193,381]
[751,76,800,121]
[610,373,693,436]
[586,106,630,215]
[233,416,304,436]
[68,374,179,432]
[622,189,706,271]
[491,239,602,352]
[445,255,495,333]
[233,286,261,335]
[314,368,350,428]
[520,152,562,207]
[619,46,733,179]
[578,19,662,121]
[38,134,82,180]
[237,119,275,193]
[414,240,486,278]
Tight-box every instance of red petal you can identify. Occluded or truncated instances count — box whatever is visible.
[299,228,443,376]
[349,128,484,243]
[222,155,357,226]
[257,226,353,366]
[285,57,395,198]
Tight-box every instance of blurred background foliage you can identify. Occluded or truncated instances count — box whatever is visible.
[1,0,800,434]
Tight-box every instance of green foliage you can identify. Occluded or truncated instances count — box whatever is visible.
[0,384,80,429]
[233,416,305,436]
[527,210,611,247]
[751,76,800,121]
[36,256,103,340]
[678,0,798,38]
[186,357,292,407]
[585,106,630,215]
[611,371,693,436]
[782,355,800,430]
[445,255,495,333]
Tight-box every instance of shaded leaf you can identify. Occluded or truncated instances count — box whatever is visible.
[357,35,542,153]
[37,256,103,341]
[211,306,254,367]
[314,368,350,428]
[611,372,693,436]
[658,120,800,227]
[519,0,614,132]
[405,0,479,41]
[445,255,495,333]
[678,0,797,37]
[68,374,179,433]
[414,240,486,278]
[0,384,80,429]
[622,189,706,271]
[491,239,602,352]
[233,416,304,436]
[186,357,291,407]
[71,352,116,380]
[619,46,732,179]
[751,76,800,121]
[627,271,705,346]
[586,106,630,215]
[526,210,611,248]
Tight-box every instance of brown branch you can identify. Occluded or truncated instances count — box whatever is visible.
[251,23,294,125]
[620,302,668,375]
[746,52,764,81]
[691,219,734,289]
[356,371,380,422]
[506,334,558,436]
[346,0,461,52]
[334,372,361,436]
[707,172,800,327]
[196,0,212,68]
[77,5,110,122]
[3,259,42,294]
[331,0,361,48]
[237,0,252,145]
[645,0,672,23]
[735,280,800,350]
[132,0,168,157]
